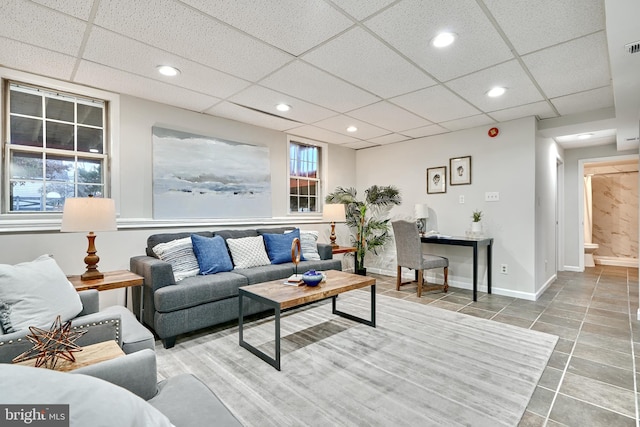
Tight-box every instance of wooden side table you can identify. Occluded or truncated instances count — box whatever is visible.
[67,270,144,321]
[332,246,357,255]
[15,340,125,372]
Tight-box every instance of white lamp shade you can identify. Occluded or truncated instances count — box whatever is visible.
[61,197,117,232]
[322,203,346,222]
[415,203,429,219]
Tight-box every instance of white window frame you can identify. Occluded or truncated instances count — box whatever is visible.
[287,135,327,215]
[0,68,120,226]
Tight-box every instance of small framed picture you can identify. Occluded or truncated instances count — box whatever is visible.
[427,166,446,194]
[450,156,471,185]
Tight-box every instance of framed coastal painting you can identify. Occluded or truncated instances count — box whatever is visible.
[427,166,446,194]
[152,127,272,219]
[450,156,471,185]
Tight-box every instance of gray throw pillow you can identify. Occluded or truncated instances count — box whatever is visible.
[0,255,83,333]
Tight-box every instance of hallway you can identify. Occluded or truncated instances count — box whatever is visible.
[372,265,639,426]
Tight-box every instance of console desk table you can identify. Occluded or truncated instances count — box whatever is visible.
[420,236,493,301]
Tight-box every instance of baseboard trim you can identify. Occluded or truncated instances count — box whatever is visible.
[594,256,638,268]
[534,274,557,300]
[563,265,582,272]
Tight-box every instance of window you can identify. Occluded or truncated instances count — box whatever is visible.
[5,82,107,212]
[289,140,321,213]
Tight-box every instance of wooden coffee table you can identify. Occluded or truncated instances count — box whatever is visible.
[238,270,376,370]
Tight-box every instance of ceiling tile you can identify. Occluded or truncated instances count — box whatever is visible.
[390,85,481,123]
[312,115,390,139]
[205,101,301,132]
[489,101,557,122]
[303,27,436,99]
[182,0,353,56]
[94,0,292,82]
[342,140,378,150]
[0,37,76,80]
[401,124,449,138]
[260,61,380,113]
[74,61,221,112]
[229,85,336,123]
[0,0,85,56]
[286,125,359,145]
[483,0,605,54]
[84,27,251,99]
[551,86,615,116]
[331,0,396,20]
[439,114,496,132]
[31,0,94,20]
[446,60,544,112]
[346,101,432,132]
[523,32,611,99]
[365,0,514,81]
[366,133,411,145]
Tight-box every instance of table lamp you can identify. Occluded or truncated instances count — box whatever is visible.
[415,203,429,236]
[61,196,117,281]
[323,203,346,248]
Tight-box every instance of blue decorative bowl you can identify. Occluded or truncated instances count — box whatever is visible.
[302,270,324,287]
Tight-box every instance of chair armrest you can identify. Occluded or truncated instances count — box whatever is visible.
[0,312,122,363]
[130,256,176,292]
[317,243,334,260]
[73,348,158,400]
[77,290,99,316]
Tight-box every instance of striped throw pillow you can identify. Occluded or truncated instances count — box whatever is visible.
[152,237,200,281]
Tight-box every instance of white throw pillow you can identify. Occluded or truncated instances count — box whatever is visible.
[300,231,321,260]
[226,236,271,269]
[0,255,83,334]
[152,237,200,281]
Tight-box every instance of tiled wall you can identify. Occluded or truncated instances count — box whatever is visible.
[590,170,638,258]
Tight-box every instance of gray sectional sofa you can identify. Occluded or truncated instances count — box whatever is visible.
[130,227,341,348]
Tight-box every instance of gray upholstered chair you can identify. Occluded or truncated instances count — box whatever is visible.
[392,220,449,297]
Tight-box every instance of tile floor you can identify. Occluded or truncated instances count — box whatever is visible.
[371,266,639,426]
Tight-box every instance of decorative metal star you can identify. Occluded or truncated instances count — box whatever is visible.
[12,315,87,370]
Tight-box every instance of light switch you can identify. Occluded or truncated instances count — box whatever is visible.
[485,192,500,202]
[459,195,465,204]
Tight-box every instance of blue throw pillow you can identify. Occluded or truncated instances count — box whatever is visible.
[263,228,305,264]
[191,234,233,275]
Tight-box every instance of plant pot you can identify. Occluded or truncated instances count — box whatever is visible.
[471,221,482,233]
[356,268,367,276]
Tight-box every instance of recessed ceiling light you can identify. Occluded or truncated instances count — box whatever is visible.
[346,126,358,133]
[157,65,180,77]
[487,87,506,97]
[577,133,594,140]
[276,103,291,112]
[432,32,456,48]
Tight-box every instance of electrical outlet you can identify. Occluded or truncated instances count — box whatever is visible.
[459,195,465,204]
[500,264,508,274]
[485,192,500,202]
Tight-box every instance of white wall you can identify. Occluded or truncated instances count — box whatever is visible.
[1,94,357,308]
[562,143,638,270]
[354,117,538,298]
[535,134,561,295]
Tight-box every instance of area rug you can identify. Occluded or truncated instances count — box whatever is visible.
[155,292,558,426]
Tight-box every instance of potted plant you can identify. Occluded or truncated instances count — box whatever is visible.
[325,185,402,275]
[471,210,483,234]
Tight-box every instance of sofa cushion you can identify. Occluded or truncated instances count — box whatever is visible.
[263,228,303,264]
[283,259,343,275]
[146,231,213,257]
[152,237,200,281]
[214,229,259,241]
[154,272,249,312]
[226,236,271,269]
[191,234,233,275]
[299,230,321,261]
[0,255,83,333]
[256,227,295,235]
[234,264,296,285]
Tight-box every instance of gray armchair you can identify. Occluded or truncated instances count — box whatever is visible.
[0,290,154,363]
[392,220,449,297]
[2,349,243,427]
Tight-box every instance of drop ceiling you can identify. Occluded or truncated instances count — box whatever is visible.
[0,0,638,150]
